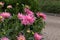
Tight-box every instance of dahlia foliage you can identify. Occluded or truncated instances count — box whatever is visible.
[0,0,46,40]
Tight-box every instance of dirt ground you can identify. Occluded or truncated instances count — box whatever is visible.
[42,15,60,40]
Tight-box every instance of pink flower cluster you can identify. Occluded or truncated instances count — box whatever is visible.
[18,8,36,25]
[34,33,42,40]
[36,12,46,20]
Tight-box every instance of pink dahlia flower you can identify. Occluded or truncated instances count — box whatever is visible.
[24,8,34,18]
[1,37,9,40]
[17,13,25,20]
[21,15,36,25]
[34,33,42,40]
[17,13,36,25]
[7,5,12,8]
[24,8,34,15]
[17,34,26,40]
[36,12,46,20]
[0,12,11,18]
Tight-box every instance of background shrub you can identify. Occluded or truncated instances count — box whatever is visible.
[0,0,45,40]
[39,0,60,13]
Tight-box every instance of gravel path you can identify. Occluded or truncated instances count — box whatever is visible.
[42,15,60,40]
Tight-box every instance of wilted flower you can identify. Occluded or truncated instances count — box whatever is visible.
[17,34,26,40]
[7,5,12,8]
[36,12,46,20]
[0,12,11,18]
[25,5,30,9]
[0,2,4,6]
[1,37,9,40]
[27,29,31,33]
[34,33,42,40]
[0,16,4,22]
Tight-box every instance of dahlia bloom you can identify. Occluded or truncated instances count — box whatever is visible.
[21,15,36,25]
[24,8,34,15]
[0,12,11,18]
[18,13,36,25]
[1,37,9,40]
[17,13,25,20]
[17,34,26,40]
[24,8,34,18]
[0,2,4,6]
[36,12,46,20]
[7,5,12,8]
[34,33,42,40]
